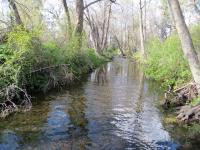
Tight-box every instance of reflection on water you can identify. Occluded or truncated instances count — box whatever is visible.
[0,58,181,150]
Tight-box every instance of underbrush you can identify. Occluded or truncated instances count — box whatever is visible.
[143,34,192,88]
[143,24,200,89]
[103,46,119,58]
[189,96,200,106]
[0,26,106,104]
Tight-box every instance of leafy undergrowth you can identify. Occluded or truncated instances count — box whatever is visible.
[103,46,119,58]
[188,97,200,106]
[0,26,107,104]
[143,34,192,88]
[143,24,200,89]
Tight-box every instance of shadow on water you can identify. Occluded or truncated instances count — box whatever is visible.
[0,57,189,150]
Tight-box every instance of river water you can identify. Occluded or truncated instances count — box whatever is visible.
[0,58,183,150]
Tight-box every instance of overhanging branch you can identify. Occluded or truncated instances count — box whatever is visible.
[84,0,102,10]
[84,0,116,10]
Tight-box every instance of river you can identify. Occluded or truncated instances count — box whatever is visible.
[0,58,190,150]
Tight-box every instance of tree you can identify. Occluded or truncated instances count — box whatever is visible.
[74,0,116,48]
[75,0,84,37]
[8,0,23,26]
[168,0,200,94]
[85,2,112,55]
[139,0,145,56]
[62,0,72,38]
[113,34,125,56]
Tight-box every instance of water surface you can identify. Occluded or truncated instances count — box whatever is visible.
[0,58,180,150]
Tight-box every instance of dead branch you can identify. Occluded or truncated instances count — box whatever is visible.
[0,84,32,118]
[163,82,200,123]
[31,64,69,73]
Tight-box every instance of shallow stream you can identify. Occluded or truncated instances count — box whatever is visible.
[0,58,197,150]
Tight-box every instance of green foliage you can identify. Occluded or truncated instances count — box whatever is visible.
[189,97,200,106]
[191,23,200,53]
[103,46,119,58]
[164,115,177,124]
[187,123,200,136]
[87,48,106,68]
[0,26,106,93]
[0,26,38,89]
[144,34,192,88]
[41,41,65,65]
[132,52,143,63]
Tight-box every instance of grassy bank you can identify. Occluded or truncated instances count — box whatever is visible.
[0,26,107,108]
[142,24,200,108]
[141,23,200,145]
[143,34,192,88]
[143,24,200,89]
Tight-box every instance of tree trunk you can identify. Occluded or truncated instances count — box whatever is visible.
[114,35,125,56]
[62,0,72,38]
[85,3,112,55]
[139,0,145,56]
[101,4,112,52]
[168,0,200,94]
[144,0,147,41]
[8,0,23,26]
[75,0,84,48]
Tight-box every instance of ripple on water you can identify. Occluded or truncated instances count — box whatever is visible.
[0,58,181,150]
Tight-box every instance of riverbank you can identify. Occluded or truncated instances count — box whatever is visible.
[0,26,109,118]
[0,58,184,150]
[161,108,200,149]
[130,23,200,149]
[138,24,200,120]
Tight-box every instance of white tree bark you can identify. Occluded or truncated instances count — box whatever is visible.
[168,0,200,94]
[139,0,145,56]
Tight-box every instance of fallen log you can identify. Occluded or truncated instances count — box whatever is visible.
[163,82,198,108]
[177,104,200,123]
[174,82,195,93]
[162,82,200,123]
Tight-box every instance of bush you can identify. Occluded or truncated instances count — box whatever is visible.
[87,48,106,68]
[0,26,106,93]
[189,97,200,106]
[144,34,192,88]
[103,46,118,58]
[0,26,39,89]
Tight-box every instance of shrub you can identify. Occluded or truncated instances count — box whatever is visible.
[103,46,118,58]
[0,26,106,93]
[189,97,200,106]
[87,48,106,69]
[0,26,39,89]
[132,51,143,63]
[144,34,192,88]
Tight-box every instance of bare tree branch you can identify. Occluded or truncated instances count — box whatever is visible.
[84,0,116,10]
[8,0,23,25]
[84,0,102,9]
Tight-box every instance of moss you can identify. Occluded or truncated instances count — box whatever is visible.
[163,115,177,124]
[189,97,200,106]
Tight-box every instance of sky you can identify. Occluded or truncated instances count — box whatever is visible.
[0,0,199,28]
